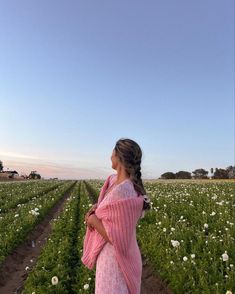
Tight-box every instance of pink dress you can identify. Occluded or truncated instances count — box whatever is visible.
[95,174,139,294]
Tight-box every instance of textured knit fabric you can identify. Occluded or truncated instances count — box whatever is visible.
[81,174,145,294]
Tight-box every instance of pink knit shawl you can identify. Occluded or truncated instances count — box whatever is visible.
[81,174,145,294]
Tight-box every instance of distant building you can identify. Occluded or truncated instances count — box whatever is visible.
[0,170,19,178]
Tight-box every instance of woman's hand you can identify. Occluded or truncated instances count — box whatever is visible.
[85,204,98,231]
[86,214,113,244]
[86,213,97,231]
[85,212,94,230]
[85,204,97,219]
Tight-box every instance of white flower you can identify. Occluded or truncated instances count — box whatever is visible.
[84,284,89,290]
[25,266,30,271]
[204,223,208,229]
[171,240,180,248]
[226,290,232,294]
[210,211,216,216]
[183,256,188,261]
[222,251,229,262]
[163,228,166,232]
[170,227,175,231]
[191,254,195,259]
[29,209,40,216]
[51,276,59,285]
[14,214,19,218]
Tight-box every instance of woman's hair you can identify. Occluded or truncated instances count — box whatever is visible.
[114,138,151,211]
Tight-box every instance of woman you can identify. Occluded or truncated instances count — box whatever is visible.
[82,138,151,294]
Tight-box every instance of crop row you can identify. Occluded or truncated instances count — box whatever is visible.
[0,180,75,264]
[0,180,64,212]
[22,181,95,294]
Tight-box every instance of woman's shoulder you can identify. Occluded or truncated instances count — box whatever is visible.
[111,179,138,200]
[108,173,117,184]
[104,174,116,183]
[111,173,117,178]
[106,173,116,179]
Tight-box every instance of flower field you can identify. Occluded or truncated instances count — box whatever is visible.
[0,180,75,264]
[138,180,235,293]
[81,179,235,293]
[0,179,234,293]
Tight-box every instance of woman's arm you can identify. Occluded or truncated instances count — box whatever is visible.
[85,203,98,229]
[87,214,113,244]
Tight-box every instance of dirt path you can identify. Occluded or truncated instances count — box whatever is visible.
[0,181,77,294]
[140,255,173,294]
[84,181,174,294]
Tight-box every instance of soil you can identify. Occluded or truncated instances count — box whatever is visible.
[140,255,173,294]
[0,181,77,294]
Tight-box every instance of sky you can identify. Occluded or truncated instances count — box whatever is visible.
[0,0,234,180]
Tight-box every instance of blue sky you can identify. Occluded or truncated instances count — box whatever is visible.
[0,0,234,179]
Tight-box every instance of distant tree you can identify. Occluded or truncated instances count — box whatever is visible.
[226,166,235,179]
[210,168,214,174]
[175,171,192,179]
[212,168,229,179]
[0,160,3,172]
[192,169,209,179]
[160,172,176,179]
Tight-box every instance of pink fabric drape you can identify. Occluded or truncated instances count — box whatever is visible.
[81,174,145,294]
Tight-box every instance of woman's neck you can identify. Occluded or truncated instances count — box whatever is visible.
[115,167,130,185]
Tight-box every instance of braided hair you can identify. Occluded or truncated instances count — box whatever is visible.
[114,138,151,211]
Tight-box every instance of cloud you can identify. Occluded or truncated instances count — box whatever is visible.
[2,159,111,179]
[0,151,40,160]
[0,151,155,179]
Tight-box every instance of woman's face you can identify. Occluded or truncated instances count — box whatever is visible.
[111,148,120,170]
